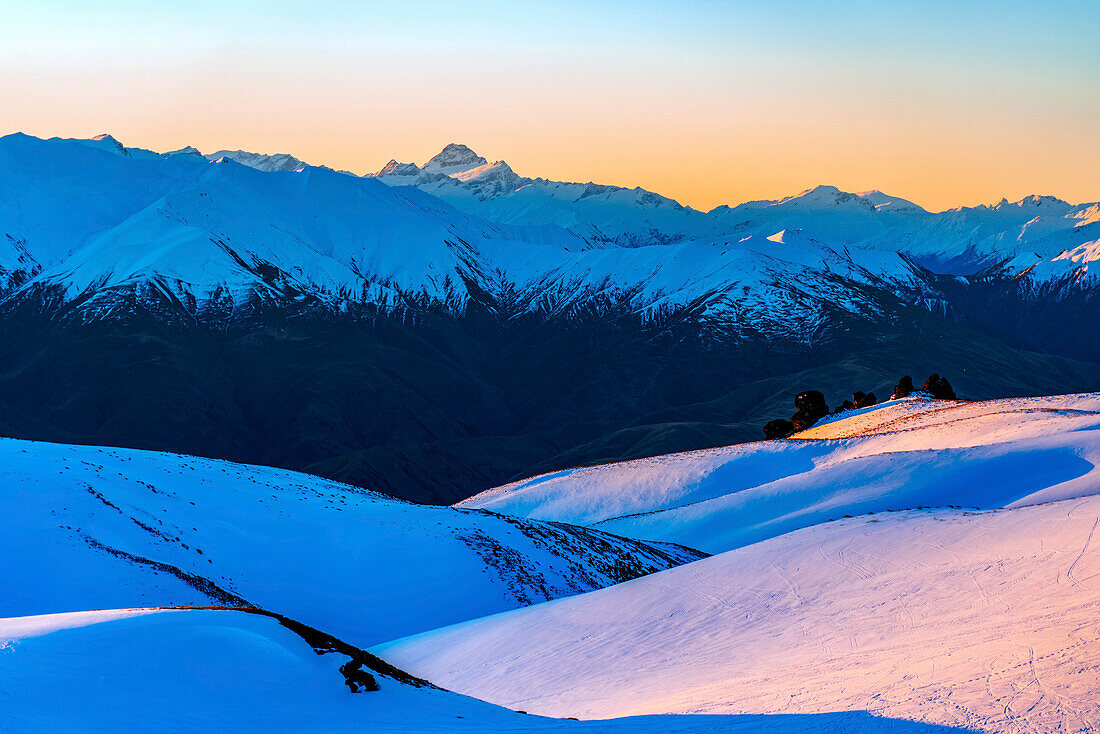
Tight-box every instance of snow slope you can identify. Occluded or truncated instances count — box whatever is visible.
[0,608,535,734]
[380,496,1100,733]
[0,608,964,734]
[0,438,701,646]
[460,394,1100,553]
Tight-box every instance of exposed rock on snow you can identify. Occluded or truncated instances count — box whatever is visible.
[891,375,915,399]
[920,373,956,399]
[790,389,830,431]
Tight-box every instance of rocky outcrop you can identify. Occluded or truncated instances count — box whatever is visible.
[832,399,855,415]
[767,373,957,438]
[890,375,914,400]
[921,373,956,399]
[764,418,794,439]
[790,390,829,431]
[852,391,877,409]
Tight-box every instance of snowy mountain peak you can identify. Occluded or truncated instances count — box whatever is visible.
[165,146,203,157]
[777,185,876,211]
[206,149,307,173]
[83,133,131,157]
[375,159,422,176]
[856,190,927,213]
[1002,194,1072,210]
[423,143,488,174]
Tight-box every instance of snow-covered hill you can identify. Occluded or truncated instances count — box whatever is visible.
[460,394,1100,552]
[380,495,1100,733]
[0,609,960,734]
[6,398,1099,733]
[0,438,701,646]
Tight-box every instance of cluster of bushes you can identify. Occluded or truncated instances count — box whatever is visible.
[763,373,956,439]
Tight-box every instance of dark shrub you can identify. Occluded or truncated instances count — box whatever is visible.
[764,418,794,439]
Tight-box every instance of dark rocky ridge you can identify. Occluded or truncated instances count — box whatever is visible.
[2,285,1099,503]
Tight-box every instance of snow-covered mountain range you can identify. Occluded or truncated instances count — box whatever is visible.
[368,145,1100,277]
[2,133,1097,339]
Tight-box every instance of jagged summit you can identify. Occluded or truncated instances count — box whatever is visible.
[206,149,306,173]
[998,194,1072,211]
[423,143,488,174]
[375,159,422,177]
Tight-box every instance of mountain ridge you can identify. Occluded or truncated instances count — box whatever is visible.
[2,131,1100,504]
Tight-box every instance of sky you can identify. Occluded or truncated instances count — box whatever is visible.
[1,0,1097,212]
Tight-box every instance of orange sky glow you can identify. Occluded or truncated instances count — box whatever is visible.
[3,1,1096,212]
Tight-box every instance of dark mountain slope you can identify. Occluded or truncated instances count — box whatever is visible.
[2,295,1098,504]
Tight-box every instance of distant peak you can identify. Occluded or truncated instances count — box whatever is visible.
[375,159,422,176]
[423,143,488,174]
[437,142,480,159]
[78,133,131,157]
[205,149,306,173]
[1000,194,1071,210]
[165,146,202,157]
[782,185,841,202]
[777,185,875,210]
[856,190,926,213]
